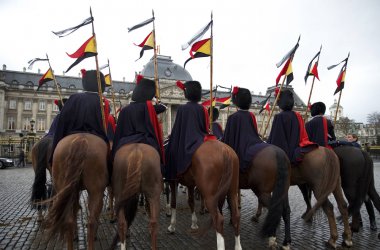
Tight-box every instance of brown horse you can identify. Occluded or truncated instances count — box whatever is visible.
[110,143,162,250]
[44,133,109,250]
[167,140,241,250]
[31,136,53,222]
[239,144,291,249]
[292,146,353,248]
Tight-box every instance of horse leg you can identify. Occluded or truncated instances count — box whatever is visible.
[228,190,242,250]
[282,196,291,249]
[187,186,198,230]
[87,191,104,250]
[204,197,225,250]
[107,186,116,222]
[251,191,263,222]
[168,181,177,233]
[117,207,128,250]
[148,194,160,250]
[333,183,353,247]
[364,199,377,231]
[321,200,339,249]
[164,182,172,216]
[298,184,312,221]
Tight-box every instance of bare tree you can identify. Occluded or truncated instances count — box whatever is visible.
[367,112,380,134]
[335,116,354,137]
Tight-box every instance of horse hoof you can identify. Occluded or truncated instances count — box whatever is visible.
[342,239,353,248]
[281,244,291,250]
[325,240,337,249]
[268,236,277,249]
[167,225,175,234]
[191,224,199,230]
[370,223,377,231]
[378,233,380,239]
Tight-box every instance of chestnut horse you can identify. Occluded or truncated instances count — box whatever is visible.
[167,140,242,250]
[239,144,291,249]
[44,133,109,250]
[110,143,162,250]
[31,136,53,222]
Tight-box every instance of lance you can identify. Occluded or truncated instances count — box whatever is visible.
[45,54,64,105]
[333,52,350,124]
[107,59,117,120]
[152,10,161,101]
[90,7,107,133]
[209,12,214,133]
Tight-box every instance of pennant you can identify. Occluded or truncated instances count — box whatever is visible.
[275,58,294,86]
[184,38,211,68]
[259,94,271,114]
[328,53,349,95]
[202,98,216,107]
[304,51,321,83]
[37,68,54,90]
[105,74,112,86]
[99,63,109,70]
[128,17,155,33]
[134,31,154,61]
[65,36,97,73]
[27,58,48,70]
[52,17,93,38]
[218,97,231,109]
[276,35,301,68]
[182,20,213,50]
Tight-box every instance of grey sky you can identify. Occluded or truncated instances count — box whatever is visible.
[1,0,379,123]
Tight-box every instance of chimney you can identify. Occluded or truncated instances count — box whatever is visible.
[23,67,26,72]
[123,77,125,82]
[38,69,41,74]
[2,64,6,70]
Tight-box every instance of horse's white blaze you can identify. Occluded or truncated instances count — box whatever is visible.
[191,212,198,229]
[167,209,176,233]
[268,236,277,248]
[216,232,225,250]
[120,242,126,250]
[234,235,242,250]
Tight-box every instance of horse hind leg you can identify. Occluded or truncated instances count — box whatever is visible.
[167,181,177,233]
[204,197,225,250]
[333,185,353,247]
[187,187,199,230]
[87,191,104,250]
[228,190,242,250]
[117,208,128,250]
[321,199,339,249]
[147,192,160,250]
[364,199,377,231]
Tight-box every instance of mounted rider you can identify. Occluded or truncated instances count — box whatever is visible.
[222,87,263,171]
[165,80,216,181]
[208,106,224,140]
[112,76,166,165]
[267,89,317,164]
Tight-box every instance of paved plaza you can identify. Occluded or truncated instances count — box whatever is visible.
[1,163,380,250]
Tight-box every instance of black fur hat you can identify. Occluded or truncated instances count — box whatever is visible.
[232,87,252,110]
[81,69,106,93]
[132,78,156,102]
[278,89,294,111]
[184,81,202,102]
[310,102,326,117]
[208,107,219,122]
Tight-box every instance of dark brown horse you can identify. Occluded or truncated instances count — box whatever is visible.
[239,144,291,249]
[110,143,162,250]
[166,140,241,250]
[44,133,109,250]
[292,146,353,248]
[31,136,53,222]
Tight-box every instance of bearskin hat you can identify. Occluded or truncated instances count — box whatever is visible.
[81,69,106,93]
[310,102,326,117]
[232,87,252,110]
[132,77,156,102]
[278,89,294,111]
[184,81,202,102]
[208,107,220,122]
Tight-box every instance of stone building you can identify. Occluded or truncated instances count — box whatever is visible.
[0,55,307,158]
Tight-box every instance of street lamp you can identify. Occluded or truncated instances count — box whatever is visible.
[29,118,36,135]
[26,119,36,164]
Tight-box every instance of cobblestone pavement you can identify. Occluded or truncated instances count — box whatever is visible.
[1,163,380,250]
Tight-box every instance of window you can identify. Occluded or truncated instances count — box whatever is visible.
[24,100,32,110]
[9,99,16,109]
[39,101,46,111]
[7,117,15,130]
[37,117,45,131]
[52,103,59,112]
[23,117,31,131]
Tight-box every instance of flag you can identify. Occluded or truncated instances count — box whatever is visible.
[202,98,216,107]
[328,53,349,95]
[134,31,154,61]
[276,35,300,68]
[65,36,97,73]
[259,93,271,114]
[304,51,321,83]
[128,17,155,32]
[52,17,93,38]
[217,96,231,109]
[105,74,111,86]
[37,68,54,90]
[276,58,294,86]
[182,21,213,50]
[99,63,109,70]
[184,38,211,68]
[27,58,48,70]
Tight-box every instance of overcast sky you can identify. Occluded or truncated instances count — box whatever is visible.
[1,0,379,123]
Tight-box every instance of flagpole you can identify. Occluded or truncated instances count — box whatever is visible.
[46,54,63,105]
[90,7,107,133]
[152,10,160,101]
[304,46,322,121]
[334,91,343,124]
[209,12,214,133]
[107,59,117,119]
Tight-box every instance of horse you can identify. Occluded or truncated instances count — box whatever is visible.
[166,140,242,250]
[238,144,291,249]
[110,143,162,250]
[44,133,109,250]
[31,136,53,222]
[291,146,353,248]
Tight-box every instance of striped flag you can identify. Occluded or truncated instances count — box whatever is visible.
[182,21,213,50]
[134,31,154,61]
[276,35,300,68]
[328,53,349,95]
[184,38,211,68]
[259,93,271,114]
[52,17,93,38]
[37,68,54,90]
[276,58,294,86]
[105,74,112,86]
[65,35,97,73]
[27,58,48,70]
[217,96,231,109]
[128,17,155,33]
[304,50,321,83]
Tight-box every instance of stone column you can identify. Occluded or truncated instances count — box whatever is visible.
[167,104,172,134]
[0,89,5,131]
[17,98,23,129]
[46,102,52,129]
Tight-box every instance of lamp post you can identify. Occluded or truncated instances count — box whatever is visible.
[27,119,36,163]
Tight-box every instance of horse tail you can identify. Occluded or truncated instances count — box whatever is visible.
[304,148,340,221]
[44,135,88,240]
[366,153,380,213]
[262,147,289,237]
[115,147,143,227]
[31,138,51,209]
[347,150,373,215]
